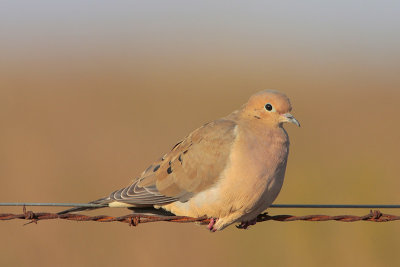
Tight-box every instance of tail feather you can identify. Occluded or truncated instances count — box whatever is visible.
[57,197,110,215]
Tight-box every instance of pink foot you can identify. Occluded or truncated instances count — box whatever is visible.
[207,218,218,232]
[237,218,257,229]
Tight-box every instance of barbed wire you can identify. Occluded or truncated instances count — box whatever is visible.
[0,207,399,228]
[1,202,400,209]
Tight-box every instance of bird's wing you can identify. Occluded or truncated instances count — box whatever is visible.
[108,119,238,206]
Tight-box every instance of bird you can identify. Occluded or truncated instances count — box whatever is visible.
[58,90,300,231]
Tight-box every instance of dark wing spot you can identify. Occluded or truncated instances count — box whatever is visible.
[172,141,183,150]
[254,115,261,119]
[178,154,182,163]
[153,164,160,172]
[167,166,172,174]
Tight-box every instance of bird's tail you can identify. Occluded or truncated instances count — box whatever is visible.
[57,197,110,215]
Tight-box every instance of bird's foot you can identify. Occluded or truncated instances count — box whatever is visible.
[207,217,218,232]
[237,218,257,229]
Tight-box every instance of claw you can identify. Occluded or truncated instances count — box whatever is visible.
[207,218,218,232]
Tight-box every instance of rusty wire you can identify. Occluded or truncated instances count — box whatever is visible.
[0,207,399,228]
[2,202,400,209]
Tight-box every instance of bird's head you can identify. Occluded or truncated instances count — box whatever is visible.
[242,90,300,127]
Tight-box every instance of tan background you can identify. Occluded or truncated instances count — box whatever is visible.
[1,1,400,266]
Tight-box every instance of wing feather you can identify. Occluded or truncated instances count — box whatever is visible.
[107,119,238,206]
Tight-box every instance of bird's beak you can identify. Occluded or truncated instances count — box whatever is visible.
[281,113,300,127]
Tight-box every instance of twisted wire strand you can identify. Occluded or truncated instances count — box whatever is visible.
[1,203,400,209]
[0,207,399,227]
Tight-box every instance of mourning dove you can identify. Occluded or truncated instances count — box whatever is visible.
[59,90,300,231]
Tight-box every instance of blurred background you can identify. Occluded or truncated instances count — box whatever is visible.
[1,1,399,266]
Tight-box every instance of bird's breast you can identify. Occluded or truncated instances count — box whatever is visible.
[232,125,289,182]
[221,125,289,214]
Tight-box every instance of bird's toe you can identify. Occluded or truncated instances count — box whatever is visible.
[207,217,218,232]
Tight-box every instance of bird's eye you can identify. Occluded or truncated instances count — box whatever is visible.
[264,103,274,112]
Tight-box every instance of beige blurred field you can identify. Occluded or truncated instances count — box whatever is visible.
[1,2,400,267]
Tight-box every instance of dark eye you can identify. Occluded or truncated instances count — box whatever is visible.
[265,103,273,111]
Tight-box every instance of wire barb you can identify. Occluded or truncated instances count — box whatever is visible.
[0,209,399,227]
